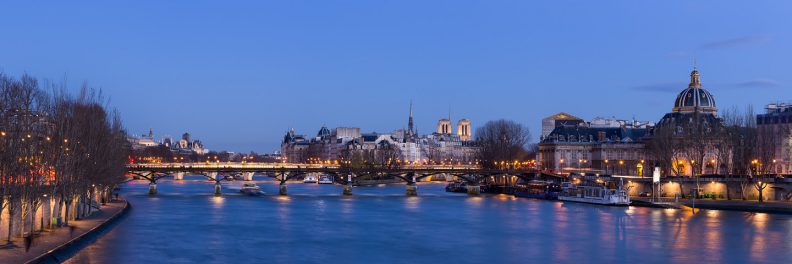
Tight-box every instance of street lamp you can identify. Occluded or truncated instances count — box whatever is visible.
[559,159,564,173]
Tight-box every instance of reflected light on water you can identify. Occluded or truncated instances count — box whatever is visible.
[464,196,484,207]
[705,209,720,218]
[210,196,224,208]
[494,194,516,201]
[404,196,420,210]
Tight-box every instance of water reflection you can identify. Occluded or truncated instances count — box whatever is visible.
[65,180,792,264]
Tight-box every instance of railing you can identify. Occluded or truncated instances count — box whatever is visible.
[126,162,482,170]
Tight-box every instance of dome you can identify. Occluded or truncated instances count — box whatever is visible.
[673,68,717,114]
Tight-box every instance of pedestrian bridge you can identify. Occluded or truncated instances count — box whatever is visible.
[126,162,546,196]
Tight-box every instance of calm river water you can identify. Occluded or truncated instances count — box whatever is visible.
[66,176,792,264]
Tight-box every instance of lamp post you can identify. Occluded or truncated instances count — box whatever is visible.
[604,160,609,175]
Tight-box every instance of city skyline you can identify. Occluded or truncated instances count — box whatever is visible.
[2,1,790,152]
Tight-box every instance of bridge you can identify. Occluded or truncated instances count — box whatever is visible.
[125,162,546,196]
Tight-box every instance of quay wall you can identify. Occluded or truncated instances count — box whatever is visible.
[622,178,792,201]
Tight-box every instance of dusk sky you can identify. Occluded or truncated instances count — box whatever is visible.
[1,1,789,153]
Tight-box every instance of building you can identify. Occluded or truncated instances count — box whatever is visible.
[280,103,477,164]
[128,129,159,150]
[128,129,209,155]
[539,119,649,176]
[541,113,584,141]
[650,67,723,176]
[757,103,792,174]
[457,119,472,141]
[540,67,724,177]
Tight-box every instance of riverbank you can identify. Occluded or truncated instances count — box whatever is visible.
[0,198,129,264]
[631,197,792,214]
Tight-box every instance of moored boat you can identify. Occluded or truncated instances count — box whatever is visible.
[304,175,318,183]
[557,180,630,206]
[318,175,334,184]
[514,181,562,200]
[445,181,468,193]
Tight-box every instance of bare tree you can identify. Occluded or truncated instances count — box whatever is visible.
[1,73,129,243]
[755,113,779,202]
[475,119,530,169]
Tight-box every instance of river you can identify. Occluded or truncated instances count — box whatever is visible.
[66,176,792,264]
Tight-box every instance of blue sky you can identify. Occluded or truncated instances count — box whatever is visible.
[1,1,789,152]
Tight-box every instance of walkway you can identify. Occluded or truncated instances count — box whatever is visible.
[0,199,126,264]
[632,197,792,214]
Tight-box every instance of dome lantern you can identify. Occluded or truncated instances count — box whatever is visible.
[672,67,717,114]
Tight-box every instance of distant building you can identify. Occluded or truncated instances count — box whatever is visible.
[757,103,792,174]
[280,103,477,164]
[457,119,472,141]
[128,128,159,150]
[127,129,209,155]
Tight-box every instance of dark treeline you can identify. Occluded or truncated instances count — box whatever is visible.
[475,119,533,169]
[0,73,128,243]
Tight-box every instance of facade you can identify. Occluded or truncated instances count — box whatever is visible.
[539,120,649,176]
[757,103,792,174]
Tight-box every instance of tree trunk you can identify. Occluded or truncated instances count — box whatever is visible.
[6,208,14,243]
[30,205,38,234]
[757,185,764,202]
[53,197,63,227]
[64,200,71,226]
[724,173,731,200]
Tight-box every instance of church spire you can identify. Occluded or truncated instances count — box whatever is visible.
[407,100,415,136]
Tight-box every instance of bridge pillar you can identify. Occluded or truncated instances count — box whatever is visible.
[214,182,222,196]
[279,184,287,195]
[173,172,184,181]
[207,172,219,180]
[242,172,254,181]
[405,184,418,196]
[149,182,157,195]
[467,185,481,195]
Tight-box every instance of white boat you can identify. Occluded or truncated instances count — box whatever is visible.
[557,180,630,206]
[240,183,263,195]
[318,175,333,184]
[304,175,318,183]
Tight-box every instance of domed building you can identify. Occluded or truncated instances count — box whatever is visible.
[671,68,717,114]
[651,67,724,176]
